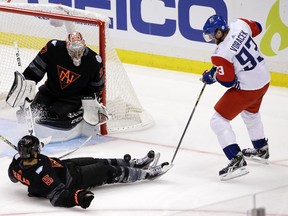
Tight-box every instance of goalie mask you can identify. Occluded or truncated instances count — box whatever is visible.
[66,32,86,66]
[17,135,41,160]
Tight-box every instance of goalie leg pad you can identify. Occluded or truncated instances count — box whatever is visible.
[6,71,36,107]
[81,95,111,126]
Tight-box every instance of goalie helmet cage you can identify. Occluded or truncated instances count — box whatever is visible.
[0,3,153,135]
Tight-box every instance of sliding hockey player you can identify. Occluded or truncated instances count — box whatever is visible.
[8,135,171,209]
[201,15,270,180]
[6,32,109,137]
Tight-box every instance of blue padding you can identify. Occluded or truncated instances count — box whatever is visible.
[252,138,266,149]
[223,144,241,160]
[255,21,262,33]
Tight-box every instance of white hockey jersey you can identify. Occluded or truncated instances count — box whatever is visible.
[212,18,270,90]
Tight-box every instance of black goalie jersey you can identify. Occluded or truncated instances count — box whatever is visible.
[23,39,104,99]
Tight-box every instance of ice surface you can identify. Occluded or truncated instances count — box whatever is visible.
[0,64,288,215]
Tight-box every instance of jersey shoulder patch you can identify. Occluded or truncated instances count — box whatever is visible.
[49,39,66,48]
[95,54,102,63]
[35,165,43,174]
[51,40,57,46]
[14,154,20,160]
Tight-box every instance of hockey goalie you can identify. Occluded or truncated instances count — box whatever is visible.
[6,32,110,142]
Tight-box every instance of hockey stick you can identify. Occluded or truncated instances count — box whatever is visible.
[59,135,92,159]
[170,83,206,164]
[1,133,92,159]
[0,135,17,151]
[0,134,51,151]
[23,98,35,135]
[14,42,35,135]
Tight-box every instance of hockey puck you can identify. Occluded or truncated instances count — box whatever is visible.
[123,154,131,162]
[147,150,155,158]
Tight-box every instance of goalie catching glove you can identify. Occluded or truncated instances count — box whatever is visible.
[6,71,35,107]
[81,93,111,126]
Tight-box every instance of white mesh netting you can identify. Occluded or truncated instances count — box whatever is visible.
[0,3,153,134]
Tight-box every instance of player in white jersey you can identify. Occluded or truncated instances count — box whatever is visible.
[201,15,270,180]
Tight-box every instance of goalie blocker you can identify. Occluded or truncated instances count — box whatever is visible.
[6,71,35,107]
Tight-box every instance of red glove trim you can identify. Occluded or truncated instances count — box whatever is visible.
[74,189,82,205]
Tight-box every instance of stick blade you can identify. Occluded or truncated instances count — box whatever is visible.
[39,136,52,146]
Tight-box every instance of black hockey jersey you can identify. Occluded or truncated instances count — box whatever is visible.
[8,154,78,207]
[23,40,104,99]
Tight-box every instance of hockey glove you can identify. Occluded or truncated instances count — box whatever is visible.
[6,71,36,107]
[201,67,216,85]
[82,93,111,126]
[74,189,94,209]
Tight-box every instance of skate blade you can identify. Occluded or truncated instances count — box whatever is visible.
[162,163,173,172]
[148,163,173,180]
[245,156,269,165]
[141,152,160,169]
[150,152,160,167]
[220,167,249,181]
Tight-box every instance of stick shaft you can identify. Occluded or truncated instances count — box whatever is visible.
[0,135,17,151]
[170,83,206,164]
[14,41,35,135]
[59,136,92,159]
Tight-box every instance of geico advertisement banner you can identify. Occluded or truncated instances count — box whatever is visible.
[3,0,288,74]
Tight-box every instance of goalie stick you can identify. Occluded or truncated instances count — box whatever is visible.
[23,98,35,135]
[14,42,35,135]
[170,83,206,164]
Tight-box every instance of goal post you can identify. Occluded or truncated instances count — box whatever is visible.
[0,3,154,134]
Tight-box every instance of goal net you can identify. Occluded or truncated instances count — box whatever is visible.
[0,3,153,134]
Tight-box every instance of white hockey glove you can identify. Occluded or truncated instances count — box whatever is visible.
[6,71,36,107]
[81,94,111,126]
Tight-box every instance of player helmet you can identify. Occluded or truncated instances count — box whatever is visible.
[203,15,228,42]
[17,135,41,159]
[66,32,86,66]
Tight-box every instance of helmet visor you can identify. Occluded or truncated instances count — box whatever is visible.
[203,32,214,42]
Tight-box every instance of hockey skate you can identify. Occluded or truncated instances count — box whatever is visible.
[242,140,269,164]
[124,150,160,169]
[146,162,172,180]
[219,152,249,181]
